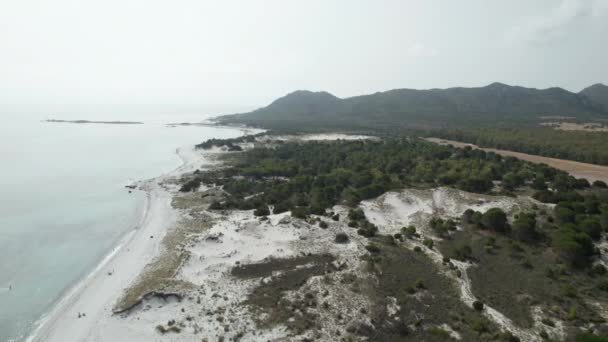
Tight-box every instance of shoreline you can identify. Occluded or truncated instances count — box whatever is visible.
[24,131,581,341]
[24,134,243,341]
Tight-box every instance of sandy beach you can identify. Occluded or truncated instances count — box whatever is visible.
[26,145,212,342]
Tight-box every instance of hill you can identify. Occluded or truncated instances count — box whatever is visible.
[580,83,608,109]
[216,83,608,130]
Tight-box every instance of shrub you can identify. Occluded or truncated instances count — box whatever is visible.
[254,205,270,217]
[402,225,417,238]
[469,317,489,333]
[209,201,223,210]
[423,239,434,249]
[179,178,202,192]
[453,244,473,261]
[348,208,366,221]
[156,324,181,334]
[365,244,381,254]
[273,201,290,214]
[541,318,555,327]
[357,228,376,238]
[357,220,378,237]
[473,300,484,311]
[318,221,328,229]
[331,214,340,221]
[592,264,607,276]
[575,334,608,342]
[561,284,577,298]
[291,206,308,219]
[334,233,349,244]
[498,331,520,342]
[429,217,455,237]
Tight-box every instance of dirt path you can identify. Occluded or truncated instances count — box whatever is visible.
[426,137,608,184]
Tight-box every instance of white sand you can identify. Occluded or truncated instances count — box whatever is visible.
[359,188,524,236]
[27,145,211,342]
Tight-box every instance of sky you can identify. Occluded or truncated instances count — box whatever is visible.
[0,0,607,115]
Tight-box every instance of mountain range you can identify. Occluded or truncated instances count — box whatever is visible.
[216,83,608,130]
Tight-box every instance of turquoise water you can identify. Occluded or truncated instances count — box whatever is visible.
[0,113,243,341]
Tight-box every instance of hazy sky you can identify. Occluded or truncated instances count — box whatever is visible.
[0,0,607,114]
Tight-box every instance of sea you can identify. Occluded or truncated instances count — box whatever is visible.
[0,111,244,341]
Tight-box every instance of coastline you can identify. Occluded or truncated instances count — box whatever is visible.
[23,131,585,342]
[25,142,229,342]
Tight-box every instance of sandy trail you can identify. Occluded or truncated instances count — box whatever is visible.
[27,145,209,342]
[426,137,608,184]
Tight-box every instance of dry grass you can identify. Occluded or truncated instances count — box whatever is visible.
[113,213,214,313]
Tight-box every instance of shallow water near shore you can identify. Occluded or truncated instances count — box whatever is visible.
[0,112,243,342]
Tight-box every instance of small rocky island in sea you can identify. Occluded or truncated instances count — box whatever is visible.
[45,119,144,125]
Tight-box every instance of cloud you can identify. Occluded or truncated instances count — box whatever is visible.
[506,0,608,45]
[407,43,439,57]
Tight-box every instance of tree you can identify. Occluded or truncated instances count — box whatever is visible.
[554,224,594,267]
[462,209,476,223]
[554,206,575,224]
[502,172,522,190]
[532,177,548,190]
[481,208,508,232]
[600,212,608,230]
[512,212,538,243]
[592,180,607,188]
[579,218,602,240]
[458,176,493,193]
[273,201,290,214]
